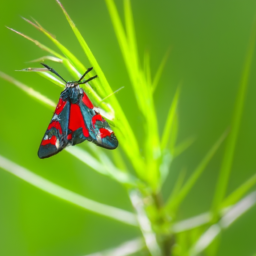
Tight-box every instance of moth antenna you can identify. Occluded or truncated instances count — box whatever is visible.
[41,63,67,83]
[78,75,98,84]
[77,67,93,82]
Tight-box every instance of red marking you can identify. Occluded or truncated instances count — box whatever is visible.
[69,103,89,137]
[48,121,62,134]
[55,98,67,115]
[82,92,93,109]
[92,114,103,128]
[41,136,57,146]
[99,128,113,139]
[67,134,72,140]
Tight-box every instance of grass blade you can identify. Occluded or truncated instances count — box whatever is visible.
[6,26,63,58]
[0,71,55,109]
[212,17,256,215]
[56,0,145,178]
[22,18,101,87]
[105,0,161,188]
[37,72,65,87]
[167,131,228,213]
[129,190,162,256]
[27,56,63,63]
[0,73,138,187]
[16,67,65,87]
[0,155,138,227]
[144,51,152,86]
[189,190,256,255]
[84,237,144,256]
[56,0,112,96]
[152,49,170,92]
[105,0,131,73]
[172,136,196,158]
[166,168,186,209]
[7,26,82,80]
[22,17,114,112]
[124,0,139,69]
[67,146,140,186]
[161,86,180,150]
[172,212,211,233]
[221,173,256,208]
[23,17,84,71]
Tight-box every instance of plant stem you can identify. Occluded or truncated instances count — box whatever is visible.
[151,192,175,256]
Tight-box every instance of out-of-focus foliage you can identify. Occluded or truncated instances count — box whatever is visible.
[1,0,256,256]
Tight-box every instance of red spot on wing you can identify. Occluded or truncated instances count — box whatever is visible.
[69,103,89,137]
[82,92,93,109]
[48,121,62,134]
[67,134,72,140]
[99,128,113,139]
[55,98,67,115]
[41,136,57,146]
[92,114,103,128]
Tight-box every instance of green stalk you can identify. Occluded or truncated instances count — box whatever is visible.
[211,17,256,216]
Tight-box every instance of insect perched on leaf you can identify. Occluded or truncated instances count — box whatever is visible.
[38,64,118,159]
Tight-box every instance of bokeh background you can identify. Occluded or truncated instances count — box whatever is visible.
[1,0,256,255]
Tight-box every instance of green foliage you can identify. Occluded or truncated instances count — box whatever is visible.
[1,0,256,255]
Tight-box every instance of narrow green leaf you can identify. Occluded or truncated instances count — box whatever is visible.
[0,73,139,187]
[221,173,256,208]
[0,155,138,227]
[84,238,144,256]
[22,18,85,73]
[172,136,196,158]
[152,49,170,92]
[105,0,141,97]
[159,150,172,184]
[124,0,139,68]
[166,168,186,210]
[27,56,63,63]
[161,86,180,150]
[129,189,162,256]
[104,0,161,188]
[190,190,256,255]
[56,0,112,96]
[67,146,139,186]
[168,131,228,212]
[37,72,65,87]
[0,71,55,109]
[112,149,129,173]
[22,17,103,89]
[105,0,131,72]
[56,0,145,178]
[7,26,82,81]
[22,17,112,111]
[172,212,211,233]
[212,18,256,215]
[6,26,62,58]
[169,112,179,153]
[144,51,152,86]
[189,224,221,256]
[16,67,65,87]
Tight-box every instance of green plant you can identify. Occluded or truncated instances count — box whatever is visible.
[1,0,256,255]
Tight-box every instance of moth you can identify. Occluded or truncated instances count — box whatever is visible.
[38,63,118,159]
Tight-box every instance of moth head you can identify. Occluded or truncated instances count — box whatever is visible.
[66,82,79,88]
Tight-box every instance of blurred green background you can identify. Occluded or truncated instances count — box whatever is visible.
[1,0,256,255]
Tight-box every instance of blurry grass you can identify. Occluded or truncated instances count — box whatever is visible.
[1,0,256,255]
[212,15,256,219]
[0,155,138,226]
[166,131,228,215]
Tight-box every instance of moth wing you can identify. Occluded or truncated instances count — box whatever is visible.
[38,97,70,158]
[66,101,90,146]
[79,92,118,149]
